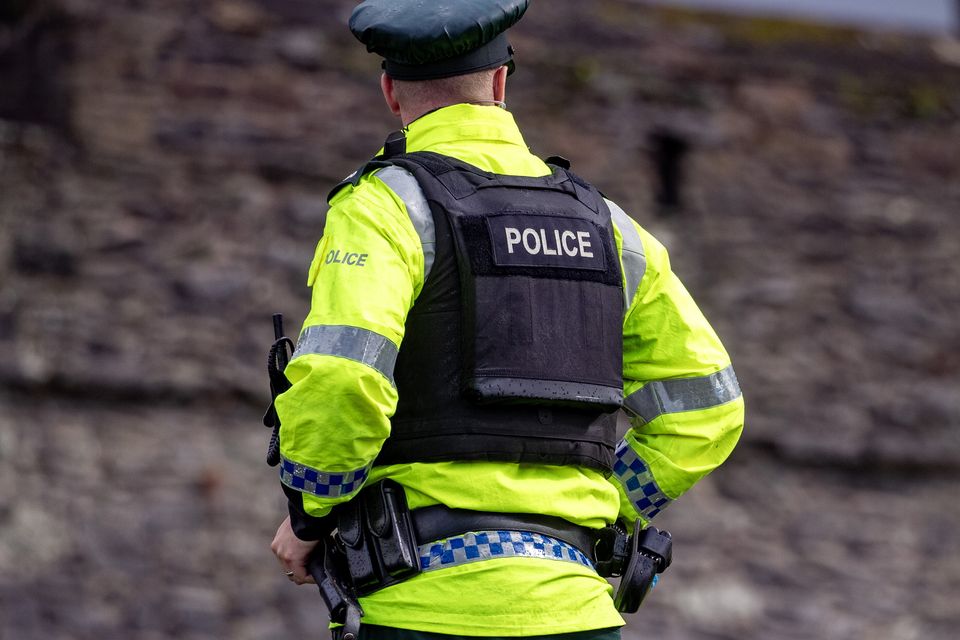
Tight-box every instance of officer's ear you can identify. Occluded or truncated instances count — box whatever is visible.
[381,73,402,118]
[493,65,508,104]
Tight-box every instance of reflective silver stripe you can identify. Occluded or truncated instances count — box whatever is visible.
[292,325,399,384]
[376,166,436,282]
[418,530,595,573]
[279,455,369,498]
[624,365,742,424]
[613,440,672,521]
[606,198,646,308]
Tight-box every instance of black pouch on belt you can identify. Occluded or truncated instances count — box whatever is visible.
[337,479,421,596]
[594,519,673,613]
[614,520,673,613]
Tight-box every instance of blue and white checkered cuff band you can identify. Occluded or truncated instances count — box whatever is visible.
[279,456,369,498]
[613,440,672,521]
[419,530,595,573]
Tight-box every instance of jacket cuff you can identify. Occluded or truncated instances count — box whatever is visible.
[282,484,333,541]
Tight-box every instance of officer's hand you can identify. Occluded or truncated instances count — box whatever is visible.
[271,515,319,585]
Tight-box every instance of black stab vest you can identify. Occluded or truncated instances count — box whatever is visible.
[355,152,624,474]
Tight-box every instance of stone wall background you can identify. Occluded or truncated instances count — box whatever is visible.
[1,1,959,638]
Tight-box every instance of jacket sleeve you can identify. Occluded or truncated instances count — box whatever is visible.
[274,172,426,532]
[608,201,745,525]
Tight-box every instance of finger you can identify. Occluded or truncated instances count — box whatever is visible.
[274,549,288,570]
[296,559,318,584]
[277,552,303,582]
[271,534,284,562]
[275,550,295,577]
[290,567,309,585]
[271,516,292,556]
[289,558,318,585]
[292,547,319,584]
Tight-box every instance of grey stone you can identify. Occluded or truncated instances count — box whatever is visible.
[276,29,326,70]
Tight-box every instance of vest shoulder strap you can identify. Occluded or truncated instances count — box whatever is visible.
[327,130,409,202]
[327,159,397,202]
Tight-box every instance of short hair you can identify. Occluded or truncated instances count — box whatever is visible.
[392,68,498,108]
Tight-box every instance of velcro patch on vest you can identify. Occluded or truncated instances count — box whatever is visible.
[486,215,605,271]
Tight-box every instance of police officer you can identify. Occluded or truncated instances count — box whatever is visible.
[270,1,744,639]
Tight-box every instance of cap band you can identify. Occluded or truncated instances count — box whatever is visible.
[384,33,514,80]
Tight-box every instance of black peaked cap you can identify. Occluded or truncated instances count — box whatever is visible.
[349,0,530,80]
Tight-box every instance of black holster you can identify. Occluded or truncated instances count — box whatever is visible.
[308,541,362,638]
[594,519,673,613]
[306,480,421,640]
[336,479,422,596]
[309,480,420,640]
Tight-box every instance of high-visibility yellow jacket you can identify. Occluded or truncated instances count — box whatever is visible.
[275,103,744,635]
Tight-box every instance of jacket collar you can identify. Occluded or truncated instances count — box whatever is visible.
[403,103,528,152]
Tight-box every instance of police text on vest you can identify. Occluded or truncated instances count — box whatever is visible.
[486,214,606,271]
[504,227,594,258]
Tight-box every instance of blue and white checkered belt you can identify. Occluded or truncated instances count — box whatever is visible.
[410,506,598,573]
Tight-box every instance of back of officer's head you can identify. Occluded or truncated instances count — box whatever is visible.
[390,69,499,109]
[349,0,528,117]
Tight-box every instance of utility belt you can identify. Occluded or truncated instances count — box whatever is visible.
[309,480,673,640]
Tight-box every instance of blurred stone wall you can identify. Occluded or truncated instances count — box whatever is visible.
[1,1,958,639]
